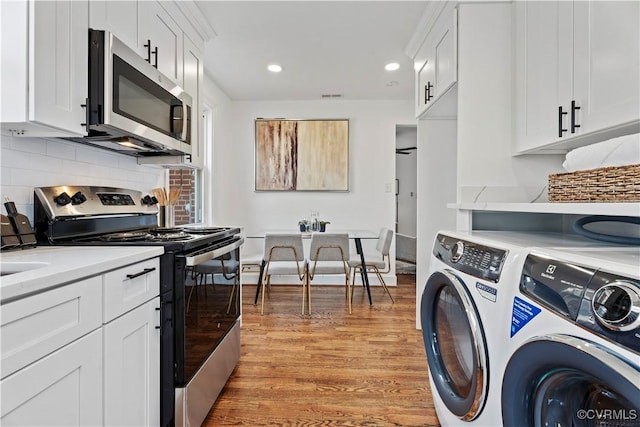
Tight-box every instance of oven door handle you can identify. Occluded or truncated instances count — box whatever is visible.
[184,237,244,266]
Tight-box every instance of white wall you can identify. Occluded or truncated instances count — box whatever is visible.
[211,99,415,282]
[0,136,164,223]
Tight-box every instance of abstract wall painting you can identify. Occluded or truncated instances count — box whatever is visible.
[255,119,349,191]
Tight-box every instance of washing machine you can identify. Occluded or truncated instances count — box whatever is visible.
[502,246,640,426]
[420,231,528,426]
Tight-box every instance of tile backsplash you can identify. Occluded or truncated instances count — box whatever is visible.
[1,136,164,223]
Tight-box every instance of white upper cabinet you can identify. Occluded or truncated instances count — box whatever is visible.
[90,1,183,86]
[138,1,183,86]
[513,0,640,154]
[89,1,138,49]
[572,1,640,135]
[1,0,88,137]
[183,34,204,168]
[414,2,457,118]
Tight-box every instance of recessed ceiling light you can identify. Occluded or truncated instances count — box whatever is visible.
[385,62,400,71]
[267,64,283,73]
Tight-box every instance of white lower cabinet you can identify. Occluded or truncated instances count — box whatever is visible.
[0,329,103,426]
[0,257,161,426]
[104,297,160,426]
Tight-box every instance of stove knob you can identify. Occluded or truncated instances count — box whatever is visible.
[150,196,158,205]
[141,195,153,205]
[53,192,72,206]
[71,191,87,205]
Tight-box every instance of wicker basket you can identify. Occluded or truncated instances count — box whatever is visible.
[548,164,640,202]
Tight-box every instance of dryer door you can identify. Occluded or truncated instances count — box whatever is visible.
[502,335,640,426]
[421,270,488,421]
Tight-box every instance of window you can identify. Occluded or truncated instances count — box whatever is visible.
[168,169,202,225]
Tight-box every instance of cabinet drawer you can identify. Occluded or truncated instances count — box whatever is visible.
[103,258,160,322]
[1,276,102,379]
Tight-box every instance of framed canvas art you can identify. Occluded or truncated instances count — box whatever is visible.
[255,119,349,191]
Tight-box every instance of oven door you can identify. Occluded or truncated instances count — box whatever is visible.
[174,236,244,386]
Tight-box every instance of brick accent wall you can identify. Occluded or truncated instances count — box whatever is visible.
[169,169,196,225]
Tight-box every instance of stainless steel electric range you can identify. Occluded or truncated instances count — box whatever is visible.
[34,185,244,427]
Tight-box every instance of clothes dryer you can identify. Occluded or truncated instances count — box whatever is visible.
[420,231,527,426]
[502,246,640,427]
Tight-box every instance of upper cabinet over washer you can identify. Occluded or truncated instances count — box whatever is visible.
[513,0,640,154]
[413,1,458,118]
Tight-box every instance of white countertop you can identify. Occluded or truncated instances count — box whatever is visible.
[0,246,164,303]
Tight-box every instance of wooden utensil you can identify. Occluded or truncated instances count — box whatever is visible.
[152,188,166,206]
[168,188,181,206]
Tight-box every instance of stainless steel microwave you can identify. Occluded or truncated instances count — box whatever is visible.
[67,29,192,156]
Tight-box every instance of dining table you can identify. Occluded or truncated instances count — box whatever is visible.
[245,229,379,306]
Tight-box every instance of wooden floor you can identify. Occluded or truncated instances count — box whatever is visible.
[203,274,440,426]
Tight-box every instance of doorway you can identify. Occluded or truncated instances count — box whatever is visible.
[395,125,417,266]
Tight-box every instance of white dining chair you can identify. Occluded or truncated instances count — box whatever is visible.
[261,233,308,315]
[349,227,394,303]
[307,233,352,314]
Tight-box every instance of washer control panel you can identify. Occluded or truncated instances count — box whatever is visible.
[434,234,507,283]
[521,253,640,354]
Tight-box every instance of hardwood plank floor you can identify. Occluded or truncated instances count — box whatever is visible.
[203,274,440,426]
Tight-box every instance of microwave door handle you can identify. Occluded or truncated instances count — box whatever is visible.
[180,99,188,142]
[170,102,185,141]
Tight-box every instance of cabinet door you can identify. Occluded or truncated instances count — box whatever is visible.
[183,34,204,168]
[30,0,88,136]
[433,7,457,100]
[513,1,573,152]
[138,1,183,85]
[416,55,435,117]
[89,0,138,50]
[104,298,160,427]
[1,276,102,379]
[573,0,640,134]
[1,329,103,426]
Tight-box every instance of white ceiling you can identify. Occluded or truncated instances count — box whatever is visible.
[194,1,428,101]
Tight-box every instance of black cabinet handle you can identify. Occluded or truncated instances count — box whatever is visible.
[144,40,152,63]
[80,98,90,133]
[427,82,434,101]
[558,106,568,137]
[571,100,581,133]
[126,267,156,280]
[424,85,429,105]
[151,46,158,68]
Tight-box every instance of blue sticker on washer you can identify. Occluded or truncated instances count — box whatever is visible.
[510,297,541,337]
[476,282,497,302]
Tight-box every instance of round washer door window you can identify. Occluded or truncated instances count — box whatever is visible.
[502,335,640,427]
[421,270,488,421]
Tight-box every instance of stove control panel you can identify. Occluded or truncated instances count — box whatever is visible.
[98,193,135,206]
[35,186,158,219]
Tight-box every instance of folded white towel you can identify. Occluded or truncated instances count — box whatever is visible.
[562,133,640,172]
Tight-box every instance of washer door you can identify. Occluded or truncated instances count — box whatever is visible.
[421,270,488,421]
[503,335,640,427]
